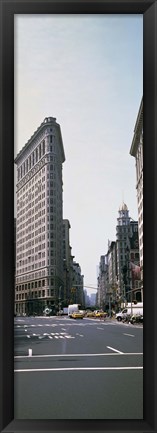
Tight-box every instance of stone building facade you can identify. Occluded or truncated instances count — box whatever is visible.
[14,117,65,315]
[130,98,143,301]
[116,203,139,303]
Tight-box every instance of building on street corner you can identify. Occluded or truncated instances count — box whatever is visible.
[97,201,141,312]
[97,255,108,309]
[14,117,65,315]
[130,97,143,302]
[116,202,140,304]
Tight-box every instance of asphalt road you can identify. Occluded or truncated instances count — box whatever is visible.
[14,316,143,419]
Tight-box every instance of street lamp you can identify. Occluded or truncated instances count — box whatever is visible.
[58,285,62,312]
[108,291,112,317]
[106,284,112,317]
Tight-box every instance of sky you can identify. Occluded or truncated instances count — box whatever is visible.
[14,14,143,296]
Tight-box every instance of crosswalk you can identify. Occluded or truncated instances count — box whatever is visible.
[14,321,118,341]
[15,321,117,329]
[26,332,75,340]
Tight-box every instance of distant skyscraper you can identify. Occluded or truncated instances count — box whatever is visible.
[90,293,96,306]
[14,117,65,315]
[63,219,71,305]
[116,202,138,301]
[97,255,108,308]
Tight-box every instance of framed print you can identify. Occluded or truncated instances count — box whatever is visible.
[0,0,157,432]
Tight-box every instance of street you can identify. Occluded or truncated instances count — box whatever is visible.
[14,316,143,419]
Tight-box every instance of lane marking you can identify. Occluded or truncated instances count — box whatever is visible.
[107,346,123,354]
[14,352,143,359]
[123,333,135,337]
[76,333,84,337]
[64,335,75,339]
[14,366,143,373]
[97,327,104,330]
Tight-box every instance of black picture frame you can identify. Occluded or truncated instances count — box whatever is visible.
[0,1,157,432]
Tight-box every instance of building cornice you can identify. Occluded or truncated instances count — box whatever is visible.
[15,117,65,164]
[130,97,143,157]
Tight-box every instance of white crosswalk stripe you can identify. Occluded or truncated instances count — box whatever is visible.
[23,332,78,340]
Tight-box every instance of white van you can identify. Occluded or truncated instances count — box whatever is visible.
[68,304,79,318]
[116,302,143,321]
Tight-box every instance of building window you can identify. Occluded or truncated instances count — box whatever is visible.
[39,143,41,159]
[36,148,38,162]
[43,140,45,155]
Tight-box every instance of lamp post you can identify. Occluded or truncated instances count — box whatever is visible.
[58,285,62,312]
[108,291,112,317]
[106,284,112,317]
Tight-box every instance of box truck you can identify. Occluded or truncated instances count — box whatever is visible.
[116,302,143,321]
[68,304,79,318]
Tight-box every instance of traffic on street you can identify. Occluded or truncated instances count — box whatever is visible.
[14,315,143,419]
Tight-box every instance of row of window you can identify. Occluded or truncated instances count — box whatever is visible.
[16,277,56,291]
[17,204,60,232]
[15,290,46,300]
[17,248,57,265]
[16,261,46,273]
[17,167,45,194]
[16,241,56,261]
[17,149,57,183]
[16,269,49,284]
[18,141,46,181]
[16,280,45,291]
[16,231,57,252]
[15,288,56,301]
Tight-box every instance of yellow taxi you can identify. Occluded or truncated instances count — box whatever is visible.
[86,311,95,318]
[94,311,107,318]
[71,311,84,319]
